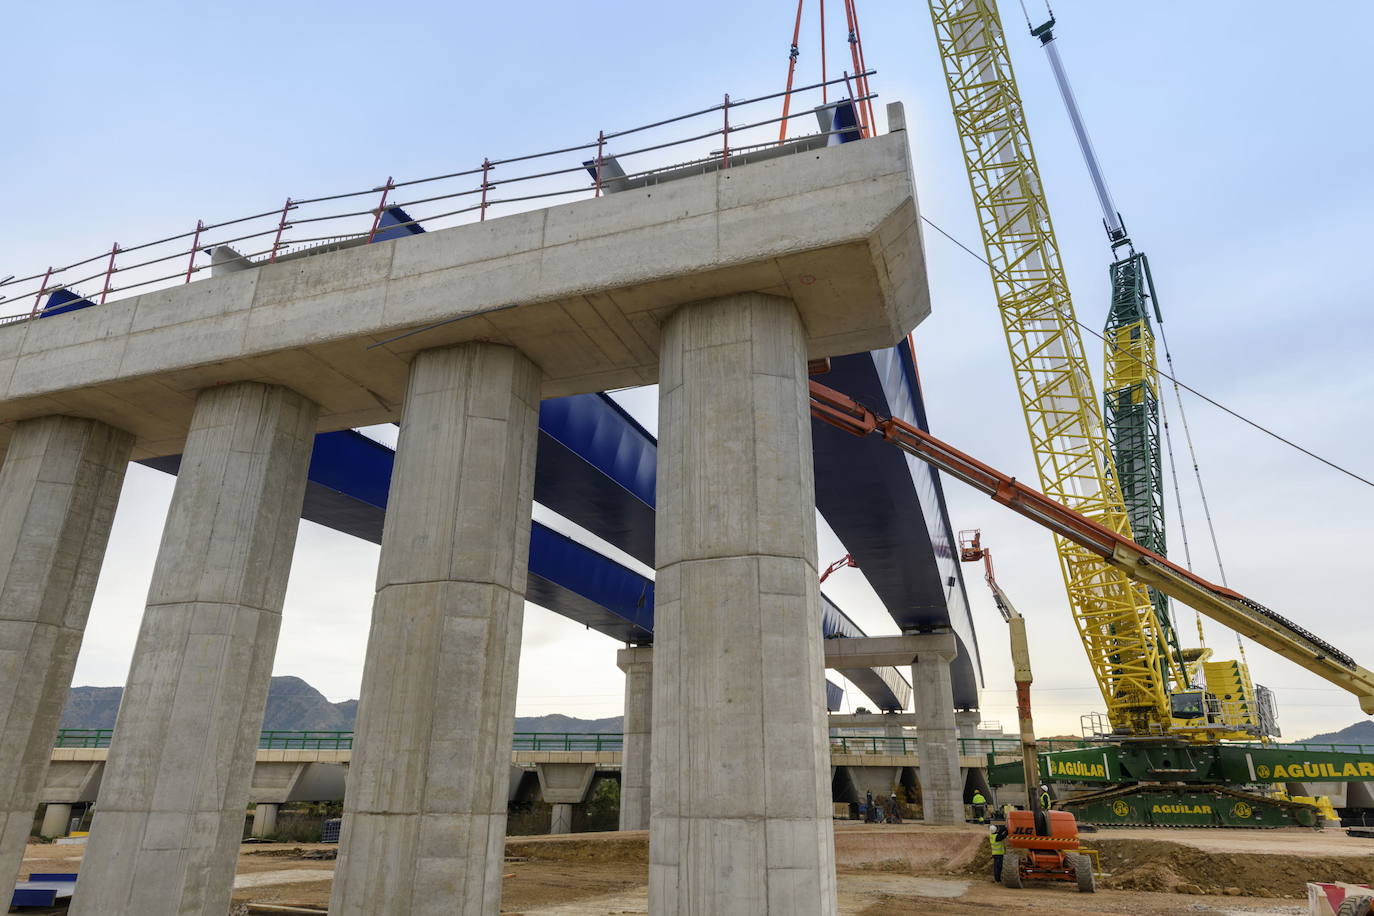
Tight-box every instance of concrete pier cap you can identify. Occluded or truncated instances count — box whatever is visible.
[0,101,927,461]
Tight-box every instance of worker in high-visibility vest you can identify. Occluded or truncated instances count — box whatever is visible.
[988,824,1007,883]
[970,789,988,823]
[1039,785,1052,811]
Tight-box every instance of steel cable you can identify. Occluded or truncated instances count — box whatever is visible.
[919,214,1374,491]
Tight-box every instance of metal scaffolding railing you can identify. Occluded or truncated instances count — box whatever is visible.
[0,72,877,326]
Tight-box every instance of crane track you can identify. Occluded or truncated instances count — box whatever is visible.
[1058,783,1323,829]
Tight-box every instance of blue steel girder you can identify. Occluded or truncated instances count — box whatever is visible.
[535,393,655,567]
[826,680,844,712]
[810,343,984,710]
[140,425,657,642]
[822,594,912,711]
[138,419,910,710]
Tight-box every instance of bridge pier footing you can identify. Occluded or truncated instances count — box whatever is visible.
[650,293,837,915]
[331,342,540,916]
[0,416,130,891]
[73,382,318,916]
[910,632,963,825]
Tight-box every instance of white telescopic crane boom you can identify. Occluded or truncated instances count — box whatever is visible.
[1030,17,1127,244]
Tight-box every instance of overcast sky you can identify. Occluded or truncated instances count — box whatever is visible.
[4,1,1372,739]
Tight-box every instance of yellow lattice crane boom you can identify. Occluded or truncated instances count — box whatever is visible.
[926,0,1184,732]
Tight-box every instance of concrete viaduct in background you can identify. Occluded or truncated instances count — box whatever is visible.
[0,102,958,915]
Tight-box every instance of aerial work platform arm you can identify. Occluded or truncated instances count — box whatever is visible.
[809,380,1374,716]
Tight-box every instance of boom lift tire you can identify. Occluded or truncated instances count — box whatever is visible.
[1066,852,1095,893]
[1001,852,1023,889]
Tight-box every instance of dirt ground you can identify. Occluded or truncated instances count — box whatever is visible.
[15,823,1374,914]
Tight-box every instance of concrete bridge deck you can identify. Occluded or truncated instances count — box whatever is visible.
[47,745,998,769]
[41,744,1000,804]
[0,131,922,459]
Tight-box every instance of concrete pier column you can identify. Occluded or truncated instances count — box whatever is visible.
[549,804,574,835]
[40,804,74,839]
[910,633,963,825]
[0,416,131,888]
[650,292,837,915]
[884,722,907,756]
[330,342,540,916]
[954,709,982,741]
[250,803,279,839]
[72,382,318,916]
[617,646,653,831]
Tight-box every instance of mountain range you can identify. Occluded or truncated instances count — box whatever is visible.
[63,677,1365,743]
[61,676,622,734]
[1302,720,1374,744]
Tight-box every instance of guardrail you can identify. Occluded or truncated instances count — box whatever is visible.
[54,728,629,752]
[512,732,624,752]
[259,730,354,749]
[35,731,1127,755]
[829,736,918,755]
[53,728,113,748]
[60,728,1374,757]
[828,736,1063,756]
[1,71,877,326]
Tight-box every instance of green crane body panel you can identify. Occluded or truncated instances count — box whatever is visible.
[985,740,1374,827]
[1221,746,1374,783]
[1064,784,1321,828]
[988,742,1374,787]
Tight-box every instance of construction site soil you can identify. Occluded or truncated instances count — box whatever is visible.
[15,823,1374,914]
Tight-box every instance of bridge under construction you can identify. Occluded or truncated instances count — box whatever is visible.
[1,2,1370,915]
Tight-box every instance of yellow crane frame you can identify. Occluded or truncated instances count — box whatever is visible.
[927,0,1184,731]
